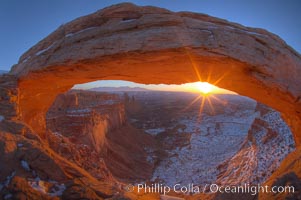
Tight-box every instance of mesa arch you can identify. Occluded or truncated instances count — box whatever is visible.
[9,3,301,145]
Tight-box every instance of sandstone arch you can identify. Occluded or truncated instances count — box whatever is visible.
[9,3,301,146]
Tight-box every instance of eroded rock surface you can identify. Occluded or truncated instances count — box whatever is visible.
[0,2,301,200]
[217,103,295,185]
[46,90,155,183]
[47,90,126,152]
[0,130,115,200]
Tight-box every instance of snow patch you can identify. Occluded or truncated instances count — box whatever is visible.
[67,108,91,113]
[130,118,139,123]
[35,42,56,56]
[21,160,30,171]
[65,33,74,37]
[217,108,295,185]
[145,128,165,135]
[28,177,66,197]
[17,143,24,147]
[22,56,31,63]
[65,27,97,38]
[52,132,62,137]
[223,25,266,37]
[121,19,137,23]
[0,171,16,191]
[66,108,92,117]
[49,182,66,196]
[66,113,90,117]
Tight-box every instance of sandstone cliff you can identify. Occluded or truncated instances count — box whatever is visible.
[47,90,126,152]
[46,90,155,183]
[216,103,295,185]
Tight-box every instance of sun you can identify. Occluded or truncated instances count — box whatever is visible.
[196,82,214,94]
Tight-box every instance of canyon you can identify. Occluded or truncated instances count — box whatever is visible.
[124,91,295,187]
[34,88,296,199]
[46,90,155,183]
[0,2,301,200]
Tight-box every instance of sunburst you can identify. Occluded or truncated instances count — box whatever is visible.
[181,48,230,124]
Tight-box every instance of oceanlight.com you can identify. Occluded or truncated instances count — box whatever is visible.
[124,183,295,196]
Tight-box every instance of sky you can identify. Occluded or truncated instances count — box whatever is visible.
[0,0,300,92]
[0,0,300,71]
[73,80,236,94]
